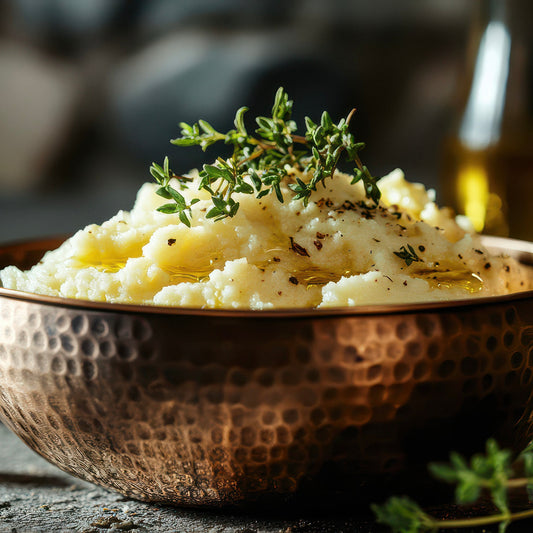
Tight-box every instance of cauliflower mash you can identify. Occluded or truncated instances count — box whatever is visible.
[1,168,530,309]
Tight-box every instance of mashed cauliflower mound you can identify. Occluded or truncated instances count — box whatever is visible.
[1,168,530,309]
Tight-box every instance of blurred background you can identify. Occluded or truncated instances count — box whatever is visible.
[0,0,531,243]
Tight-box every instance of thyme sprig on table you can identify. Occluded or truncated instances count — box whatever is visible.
[373,439,533,533]
[150,87,380,226]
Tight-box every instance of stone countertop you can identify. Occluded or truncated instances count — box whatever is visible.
[0,423,377,533]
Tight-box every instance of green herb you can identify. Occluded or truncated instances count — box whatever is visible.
[393,244,422,266]
[150,87,380,224]
[372,439,533,532]
[149,157,199,227]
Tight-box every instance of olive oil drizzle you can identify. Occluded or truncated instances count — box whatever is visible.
[414,267,484,293]
[75,255,484,294]
[300,268,355,288]
[73,258,127,273]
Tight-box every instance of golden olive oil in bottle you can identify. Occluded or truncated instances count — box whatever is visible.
[441,0,533,241]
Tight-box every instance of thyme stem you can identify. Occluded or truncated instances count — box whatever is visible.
[431,508,533,529]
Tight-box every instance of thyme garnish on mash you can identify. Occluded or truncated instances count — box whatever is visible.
[150,87,380,227]
[394,244,422,266]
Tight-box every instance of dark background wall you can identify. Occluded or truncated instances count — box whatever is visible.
[0,0,473,242]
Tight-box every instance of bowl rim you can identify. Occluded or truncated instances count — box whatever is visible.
[0,235,531,318]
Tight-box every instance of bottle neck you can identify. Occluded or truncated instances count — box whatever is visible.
[476,0,533,38]
[459,0,532,150]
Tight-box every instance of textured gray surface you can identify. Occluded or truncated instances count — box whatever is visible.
[0,424,376,533]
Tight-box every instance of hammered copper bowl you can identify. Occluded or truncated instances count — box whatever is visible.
[0,236,532,508]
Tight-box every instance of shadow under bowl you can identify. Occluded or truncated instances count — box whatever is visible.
[0,236,532,509]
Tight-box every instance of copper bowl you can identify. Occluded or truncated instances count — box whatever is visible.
[0,236,532,508]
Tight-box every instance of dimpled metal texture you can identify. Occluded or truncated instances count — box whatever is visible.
[0,237,532,508]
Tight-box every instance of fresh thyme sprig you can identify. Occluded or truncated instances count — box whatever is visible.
[149,156,198,227]
[394,244,422,266]
[150,87,380,225]
[372,439,533,533]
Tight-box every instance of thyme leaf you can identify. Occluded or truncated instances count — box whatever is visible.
[394,244,422,266]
